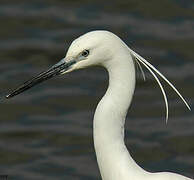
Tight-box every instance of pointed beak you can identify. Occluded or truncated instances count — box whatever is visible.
[6,58,76,99]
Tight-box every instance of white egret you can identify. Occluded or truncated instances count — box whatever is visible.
[6,31,192,180]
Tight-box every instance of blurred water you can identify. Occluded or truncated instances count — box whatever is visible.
[0,0,194,179]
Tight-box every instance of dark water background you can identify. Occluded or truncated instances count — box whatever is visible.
[0,0,194,179]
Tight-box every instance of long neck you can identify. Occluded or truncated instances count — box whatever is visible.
[93,51,145,180]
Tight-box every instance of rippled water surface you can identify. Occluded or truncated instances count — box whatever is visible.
[0,0,194,179]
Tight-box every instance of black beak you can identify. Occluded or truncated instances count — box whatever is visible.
[6,58,76,99]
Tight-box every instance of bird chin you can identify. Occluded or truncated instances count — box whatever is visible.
[60,66,76,75]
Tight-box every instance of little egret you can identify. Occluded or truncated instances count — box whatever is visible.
[6,31,192,180]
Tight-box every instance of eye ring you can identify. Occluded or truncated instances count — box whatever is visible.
[81,50,89,57]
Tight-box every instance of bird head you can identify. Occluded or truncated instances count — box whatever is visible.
[65,30,122,71]
[6,30,121,98]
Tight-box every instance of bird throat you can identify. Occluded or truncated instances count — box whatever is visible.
[93,54,145,180]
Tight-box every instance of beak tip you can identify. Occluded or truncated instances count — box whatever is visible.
[5,94,11,99]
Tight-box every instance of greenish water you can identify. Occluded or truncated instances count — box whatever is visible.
[0,0,194,179]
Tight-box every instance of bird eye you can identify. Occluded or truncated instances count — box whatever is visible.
[81,50,89,57]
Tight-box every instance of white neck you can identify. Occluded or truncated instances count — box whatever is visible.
[93,49,146,180]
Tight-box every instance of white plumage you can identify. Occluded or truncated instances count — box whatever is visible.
[68,31,191,180]
[6,30,192,180]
